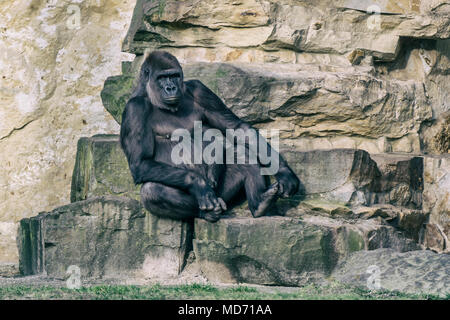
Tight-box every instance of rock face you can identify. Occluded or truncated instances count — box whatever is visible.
[2,0,449,266]
[0,0,137,264]
[102,0,449,155]
[71,135,139,203]
[103,59,433,154]
[333,248,450,297]
[194,216,419,286]
[4,0,449,295]
[18,133,434,286]
[17,196,191,279]
[70,135,428,211]
[98,0,450,259]
[421,155,450,252]
[123,0,450,56]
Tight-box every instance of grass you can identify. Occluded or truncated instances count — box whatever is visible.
[0,283,448,300]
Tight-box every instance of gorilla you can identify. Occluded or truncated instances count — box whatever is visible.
[120,51,300,222]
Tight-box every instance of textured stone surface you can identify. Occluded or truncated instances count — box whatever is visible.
[18,196,191,279]
[0,263,19,278]
[70,135,428,211]
[193,216,419,286]
[1,0,449,268]
[0,0,137,264]
[124,0,450,57]
[111,0,449,155]
[0,222,17,263]
[70,135,139,203]
[333,248,450,297]
[422,155,450,252]
[102,60,433,154]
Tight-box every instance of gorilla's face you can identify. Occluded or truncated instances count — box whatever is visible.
[139,51,185,112]
[146,67,184,112]
[155,69,183,106]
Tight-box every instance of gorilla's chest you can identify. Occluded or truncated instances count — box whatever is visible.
[150,106,204,138]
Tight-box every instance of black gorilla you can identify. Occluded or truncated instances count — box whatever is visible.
[120,51,299,222]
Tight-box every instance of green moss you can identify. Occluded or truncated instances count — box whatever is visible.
[158,0,166,17]
[347,230,365,253]
[100,75,135,124]
[216,66,229,79]
[70,136,140,203]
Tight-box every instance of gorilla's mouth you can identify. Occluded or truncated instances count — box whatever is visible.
[164,97,180,105]
[165,97,179,102]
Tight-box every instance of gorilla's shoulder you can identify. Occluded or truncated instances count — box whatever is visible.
[185,79,207,91]
[126,96,147,107]
[125,96,152,112]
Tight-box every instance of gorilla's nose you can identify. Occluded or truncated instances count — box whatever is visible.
[165,85,177,95]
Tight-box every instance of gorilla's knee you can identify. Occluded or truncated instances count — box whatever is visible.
[140,182,161,202]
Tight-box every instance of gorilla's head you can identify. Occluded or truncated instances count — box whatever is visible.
[134,51,185,112]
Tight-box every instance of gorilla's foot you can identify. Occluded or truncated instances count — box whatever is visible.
[252,182,279,218]
[199,208,221,223]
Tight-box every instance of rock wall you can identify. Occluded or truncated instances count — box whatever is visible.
[106,0,449,155]
[100,0,449,251]
[0,0,137,264]
[1,0,449,266]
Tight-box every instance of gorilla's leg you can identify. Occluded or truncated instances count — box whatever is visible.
[218,164,279,218]
[242,164,279,217]
[140,182,197,220]
[140,182,222,222]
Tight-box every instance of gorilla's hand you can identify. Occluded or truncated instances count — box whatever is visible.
[275,168,300,198]
[190,177,227,212]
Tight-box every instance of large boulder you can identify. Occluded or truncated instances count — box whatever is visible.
[70,134,139,203]
[332,248,450,297]
[17,196,192,280]
[123,0,450,56]
[101,60,432,154]
[193,215,419,286]
[101,0,450,157]
[71,135,426,210]
[421,155,450,252]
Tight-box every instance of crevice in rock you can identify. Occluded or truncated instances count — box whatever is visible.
[0,118,37,141]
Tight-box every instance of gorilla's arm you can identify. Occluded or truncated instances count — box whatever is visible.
[188,80,300,197]
[120,98,220,208]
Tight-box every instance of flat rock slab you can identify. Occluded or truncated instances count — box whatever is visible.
[193,216,419,286]
[71,135,426,210]
[332,248,450,297]
[102,61,431,142]
[70,135,140,202]
[18,196,192,280]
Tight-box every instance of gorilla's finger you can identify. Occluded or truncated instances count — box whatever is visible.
[205,194,215,210]
[278,182,284,195]
[213,198,223,212]
[199,197,208,210]
[218,198,227,211]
